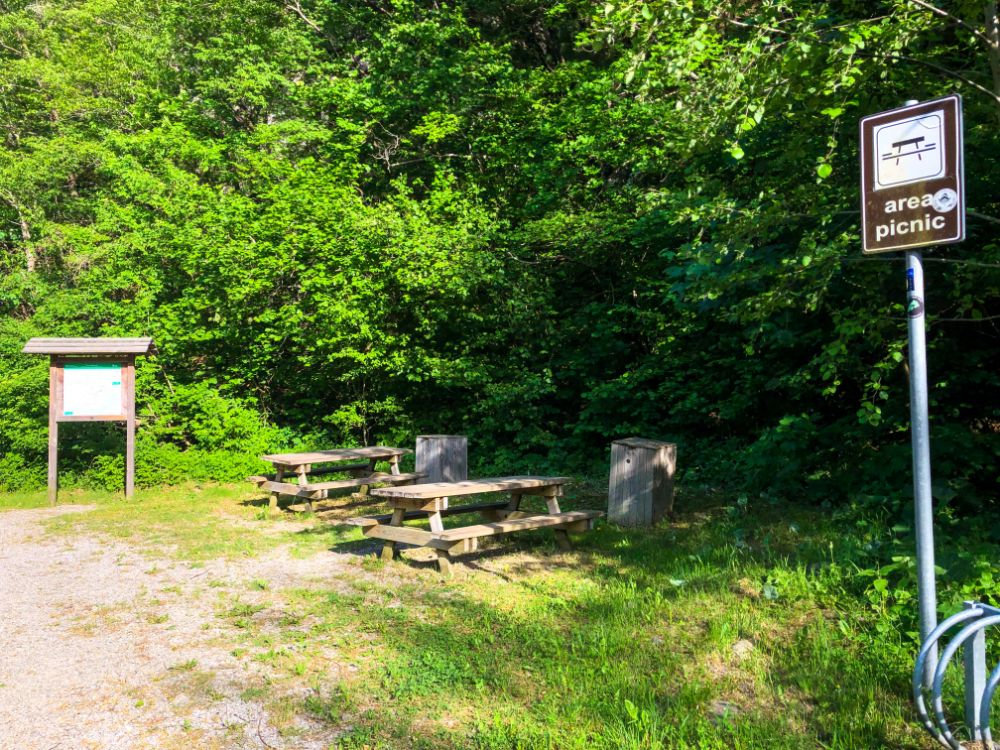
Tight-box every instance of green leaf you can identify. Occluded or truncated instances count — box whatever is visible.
[817,163,833,179]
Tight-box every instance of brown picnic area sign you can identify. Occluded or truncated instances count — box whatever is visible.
[860,94,964,254]
[22,337,154,504]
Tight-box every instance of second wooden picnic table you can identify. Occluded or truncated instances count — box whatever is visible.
[348,476,602,574]
[251,446,424,511]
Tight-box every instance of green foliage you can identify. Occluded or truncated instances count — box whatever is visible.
[0,0,997,508]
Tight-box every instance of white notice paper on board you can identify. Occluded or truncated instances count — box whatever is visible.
[63,364,124,417]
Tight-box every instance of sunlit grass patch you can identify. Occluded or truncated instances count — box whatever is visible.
[0,487,116,511]
[38,482,348,561]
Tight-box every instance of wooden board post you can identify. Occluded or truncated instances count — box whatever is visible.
[23,338,154,504]
[608,437,676,527]
[415,435,468,483]
[47,365,59,505]
[124,358,136,498]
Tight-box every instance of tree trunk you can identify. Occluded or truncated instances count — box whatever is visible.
[986,2,1000,122]
[1,191,35,272]
[19,212,34,272]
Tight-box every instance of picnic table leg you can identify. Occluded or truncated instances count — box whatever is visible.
[269,467,285,512]
[428,510,444,533]
[553,529,572,551]
[426,507,453,574]
[389,455,401,476]
[359,458,379,497]
[484,492,521,522]
[297,465,313,512]
[435,549,453,576]
[545,489,572,550]
[381,507,405,561]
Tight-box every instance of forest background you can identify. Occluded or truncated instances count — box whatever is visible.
[1,0,999,524]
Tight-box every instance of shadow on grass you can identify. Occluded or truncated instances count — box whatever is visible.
[239,493,271,508]
[319,536,927,750]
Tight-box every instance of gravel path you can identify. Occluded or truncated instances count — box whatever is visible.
[0,506,346,750]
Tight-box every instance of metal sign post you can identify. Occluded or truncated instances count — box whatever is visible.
[862,94,965,688]
[861,96,1000,745]
[905,246,938,685]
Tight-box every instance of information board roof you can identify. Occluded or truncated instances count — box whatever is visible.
[22,337,155,355]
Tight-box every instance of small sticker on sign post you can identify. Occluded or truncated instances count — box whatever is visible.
[931,188,958,213]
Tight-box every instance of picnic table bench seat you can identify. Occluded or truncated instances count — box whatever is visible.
[251,462,371,482]
[251,446,418,512]
[434,510,601,542]
[347,475,602,574]
[250,472,426,501]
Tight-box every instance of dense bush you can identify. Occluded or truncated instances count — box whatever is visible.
[0,1,997,512]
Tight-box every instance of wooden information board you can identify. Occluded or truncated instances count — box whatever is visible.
[23,338,154,503]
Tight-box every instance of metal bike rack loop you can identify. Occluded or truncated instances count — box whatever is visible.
[913,602,1000,748]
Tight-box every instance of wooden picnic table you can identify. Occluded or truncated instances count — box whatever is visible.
[347,476,602,574]
[250,446,424,512]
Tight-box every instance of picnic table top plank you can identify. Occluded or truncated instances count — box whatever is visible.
[262,446,411,465]
[369,476,571,500]
[303,472,424,491]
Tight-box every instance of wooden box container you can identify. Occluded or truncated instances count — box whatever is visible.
[608,437,676,527]
[415,435,468,483]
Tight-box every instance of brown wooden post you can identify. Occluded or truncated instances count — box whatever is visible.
[124,356,136,498]
[47,361,59,505]
[381,507,406,561]
[269,466,285,512]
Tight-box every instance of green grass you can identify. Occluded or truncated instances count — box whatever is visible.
[0,481,962,748]
[0,487,119,510]
[17,482,343,561]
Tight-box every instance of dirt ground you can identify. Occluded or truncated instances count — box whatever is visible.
[0,506,347,750]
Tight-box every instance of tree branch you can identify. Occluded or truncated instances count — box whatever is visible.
[388,153,475,169]
[283,1,331,42]
[985,2,1000,121]
[718,16,787,38]
[869,52,1000,105]
[0,189,35,272]
[970,209,1000,225]
[906,0,993,47]
[0,39,23,57]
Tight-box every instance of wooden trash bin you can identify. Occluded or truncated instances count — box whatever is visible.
[608,437,676,527]
[415,435,468,483]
